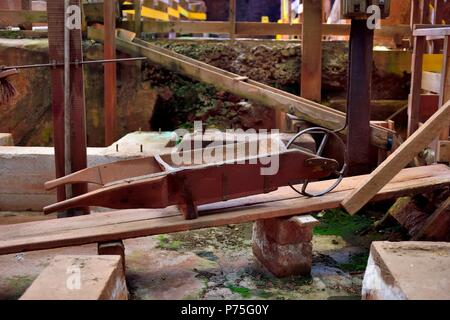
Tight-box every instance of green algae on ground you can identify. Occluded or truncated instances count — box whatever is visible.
[338,253,370,272]
[313,209,373,239]
[5,276,34,300]
[156,235,183,251]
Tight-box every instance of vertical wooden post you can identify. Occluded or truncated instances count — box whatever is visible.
[346,19,374,176]
[229,0,236,40]
[104,0,117,146]
[47,0,67,202]
[20,0,32,30]
[301,0,322,102]
[134,0,142,35]
[408,36,426,137]
[47,0,88,213]
[439,36,450,140]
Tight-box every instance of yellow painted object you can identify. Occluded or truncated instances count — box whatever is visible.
[168,7,180,19]
[261,16,269,23]
[123,1,206,22]
[423,54,443,73]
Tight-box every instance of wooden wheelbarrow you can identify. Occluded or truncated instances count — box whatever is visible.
[44,142,339,219]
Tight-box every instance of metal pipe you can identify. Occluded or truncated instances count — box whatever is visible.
[1,57,147,70]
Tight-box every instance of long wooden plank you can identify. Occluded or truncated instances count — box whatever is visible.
[88,27,395,150]
[0,165,448,255]
[342,100,450,215]
[117,20,410,38]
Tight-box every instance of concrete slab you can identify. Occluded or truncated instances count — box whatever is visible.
[20,255,128,300]
[0,131,175,211]
[0,134,13,146]
[362,241,450,300]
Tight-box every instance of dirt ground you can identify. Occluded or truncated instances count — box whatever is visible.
[0,209,402,300]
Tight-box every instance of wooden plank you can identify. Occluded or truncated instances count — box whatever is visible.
[437,140,450,162]
[414,26,450,37]
[120,20,410,37]
[408,36,427,137]
[104,0,117,146]
[88,27,395,150]
[422,70,442,93]
[342,100,450,215]
[301,0,322,102]
[0,165,448,255]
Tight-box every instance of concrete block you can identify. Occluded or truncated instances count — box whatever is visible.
[20,255,128,300]
[0,131,175,211]
[252,215,318,278]
[0,133,13,146]
[362,241,450,300]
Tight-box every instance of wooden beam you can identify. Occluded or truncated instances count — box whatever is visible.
[104,0,117,146]
[117,20,411,38]
[408,36,427,137]
[0,165,448,255]
[439,36,450,140]
[88,27,395,150]
[414,26,450,37]
[301,0,322,102]
[342,99,450,215]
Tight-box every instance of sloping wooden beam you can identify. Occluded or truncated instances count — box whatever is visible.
[342,99,450,215]
[88,27,396,150]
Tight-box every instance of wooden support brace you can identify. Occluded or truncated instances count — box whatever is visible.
[342,99,450,215]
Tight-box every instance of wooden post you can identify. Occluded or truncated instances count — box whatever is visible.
[48,0,89,215]
[301,0,322,102]
[408,36,426,137]
[229,0,236,40]
[346,19,374,176]
[104,0,117,146]
[134,0,142,35]
[439,36,450,140]
[20,0,32,30]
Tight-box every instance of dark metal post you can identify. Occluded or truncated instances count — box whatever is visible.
[346,19,374,176]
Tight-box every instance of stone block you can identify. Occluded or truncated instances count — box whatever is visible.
[252,215,318,278]
[20,255,128,300]
[362,241,450,300]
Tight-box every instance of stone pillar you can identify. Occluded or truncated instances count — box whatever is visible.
[252,215,319,278]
